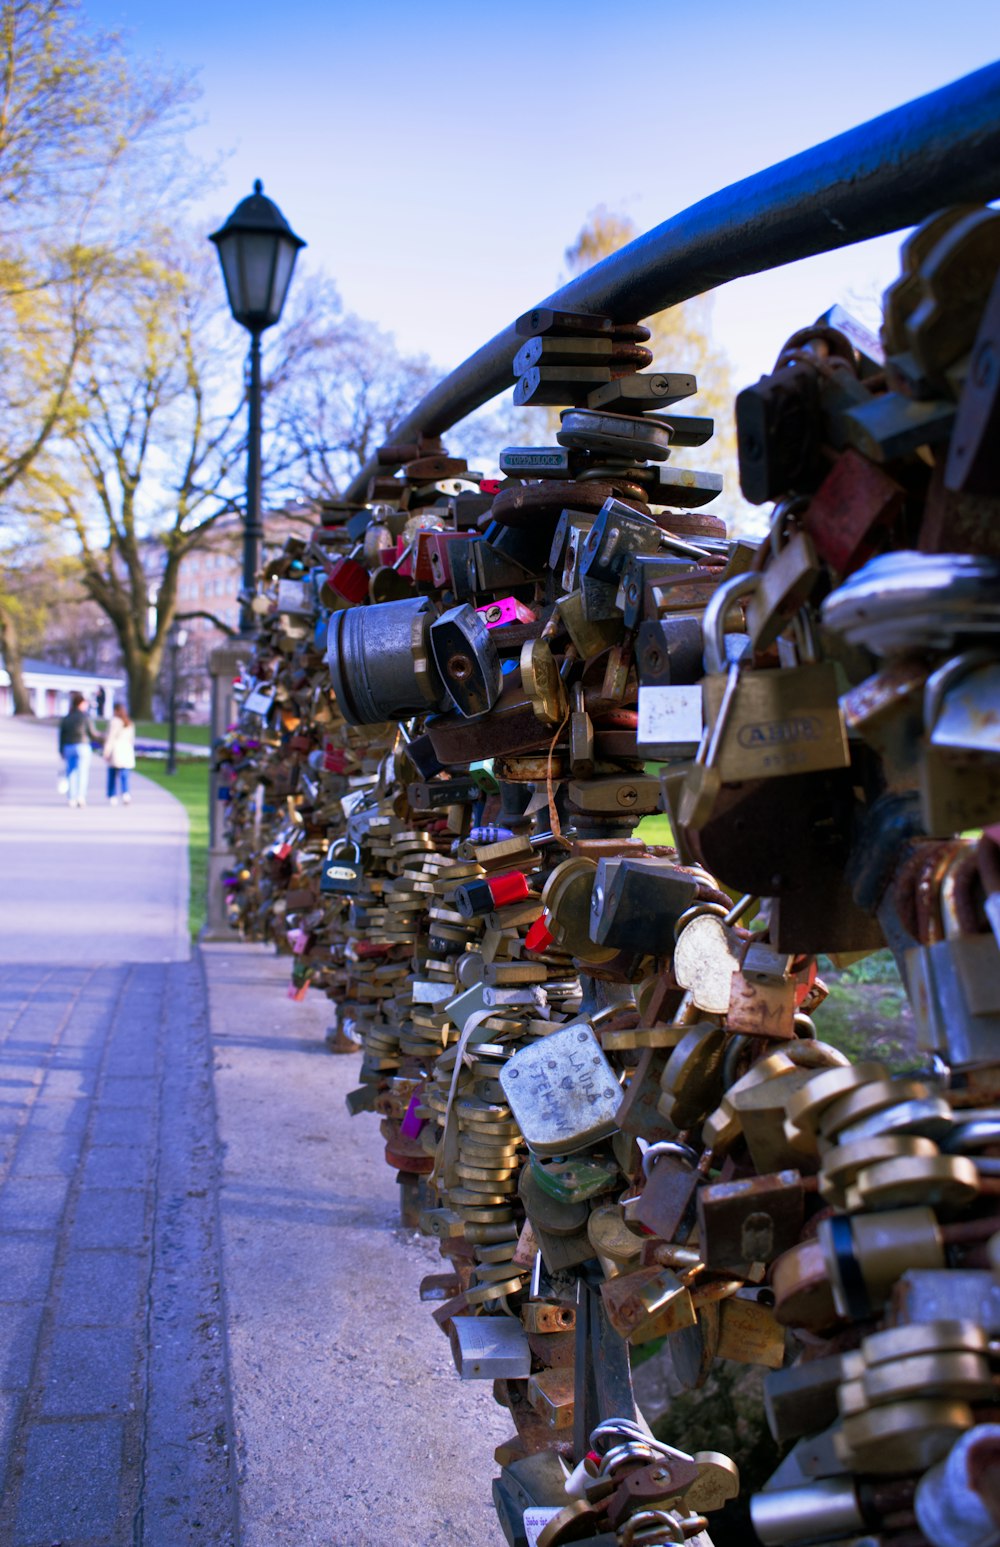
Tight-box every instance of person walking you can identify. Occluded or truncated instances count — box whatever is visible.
[102,704,136,805]
[58,692,97,807]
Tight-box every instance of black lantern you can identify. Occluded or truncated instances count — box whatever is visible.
[209,182,305,635]
[209,180,305,332]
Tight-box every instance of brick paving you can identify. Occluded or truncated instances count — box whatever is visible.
[0,961,237,1546]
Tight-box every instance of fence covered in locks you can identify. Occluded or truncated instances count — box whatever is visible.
[211,64,1000,1547]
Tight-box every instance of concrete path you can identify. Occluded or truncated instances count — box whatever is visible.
[206,944,508,1547]
[0,716,509,1546]
[0,718,189,965]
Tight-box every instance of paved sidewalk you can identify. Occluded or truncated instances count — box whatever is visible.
[0,718,232,1545]
[0,715,509,1546]
[0,961,237,1546]
[0,718,189,965]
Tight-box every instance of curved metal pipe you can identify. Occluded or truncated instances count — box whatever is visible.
[345,61,1000,501]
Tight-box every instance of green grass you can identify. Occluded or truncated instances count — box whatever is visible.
[136,756,210,938]
[811,949,915,1071]
[98,719,212,746]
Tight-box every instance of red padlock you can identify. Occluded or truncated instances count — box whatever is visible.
[525,912,555,953]
[453,870,531,919]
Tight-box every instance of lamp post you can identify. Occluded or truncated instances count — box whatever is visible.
[166,622,188,776]
[209,181,305,636]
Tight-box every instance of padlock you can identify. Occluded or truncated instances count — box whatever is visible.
[499,1024,622,1156]
[514,305,613,338]
[619,553,701,629]
[636,680,703,761]
[556,589,625,660]
[674,571,755,829]
[939,850,1000,1015]
[643,462,724,509]
[569,685,595,778]
[548,508,595,588]
[819,1206,946,1320]
[631,1141,701,1242]
[588,370,697,412]
[736,359,825,504]
[902,206,1000,386]
[499,445,574,478]
[520,638,568,727]
[920,649,1000,834]
[514,364,612,407]
[322,542,371,605]
[428,604,503,719]
[512,334,613,375]
[581,499,709,588]
[320,839,363,895]
[944,258,1000,496]
[701,580,849,784]
[559,407,673,463]
[600,1264,697,1345]
[589,858,699,953]
[803,446,905,576]
[326,595,446,725]
[696,1171,804,1273]
[635,616,705,688]
[745,508,822,652]
[905,855,1000,1067]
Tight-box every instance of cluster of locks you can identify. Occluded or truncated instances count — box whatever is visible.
[214,206,1000,1547]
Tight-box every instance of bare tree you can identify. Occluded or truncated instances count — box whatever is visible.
[270,280,438,499]
[26,240,248,716]
[0,0,200,707]
[563,207,757,533]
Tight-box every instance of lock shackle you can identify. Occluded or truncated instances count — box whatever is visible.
[767,494,810,560]
[789,607,822,664]
[641,1139,699,1180]
[703,572,758,674]
[673,901,729,941]
[590,1417,650,1453]
[923,648,996,732]
[599,1441,660,1480]
[938,847,982,941]
[620,1510,685,1547]
[330,838,361,862]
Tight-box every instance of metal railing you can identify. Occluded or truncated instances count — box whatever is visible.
[345,60,1000,502]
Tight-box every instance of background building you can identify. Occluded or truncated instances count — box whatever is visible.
[0,659,123,719]
[155,503,317,721]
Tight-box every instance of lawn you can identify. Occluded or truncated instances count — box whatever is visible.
[98,719,212,746]
[136,756,210,938]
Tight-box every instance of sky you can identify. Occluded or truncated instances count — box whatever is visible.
[85,0,1000,410]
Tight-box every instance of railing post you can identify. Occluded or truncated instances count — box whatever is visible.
[201,641,249,941]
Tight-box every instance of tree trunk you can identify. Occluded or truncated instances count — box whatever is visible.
[0,604,35,716]
[127,657,156,720]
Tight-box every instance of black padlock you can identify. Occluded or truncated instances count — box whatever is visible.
[320,840,364,895]
[636,616,706,687]
[590,856,699,952]
[428,604,502,719]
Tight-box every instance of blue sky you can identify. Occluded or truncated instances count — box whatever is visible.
[88,1,1000,396]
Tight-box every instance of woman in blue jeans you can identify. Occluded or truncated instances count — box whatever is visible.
[102,704,136,804]
[58,692,97,807]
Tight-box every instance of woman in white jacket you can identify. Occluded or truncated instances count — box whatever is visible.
[102,705,136,805]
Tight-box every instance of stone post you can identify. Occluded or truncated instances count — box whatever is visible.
[201,642,250,941]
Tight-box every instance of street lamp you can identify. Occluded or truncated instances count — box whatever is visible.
[167,622,188,776]
[209,180,305,636]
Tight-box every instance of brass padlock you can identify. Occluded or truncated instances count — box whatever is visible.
[701,580,849,784]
